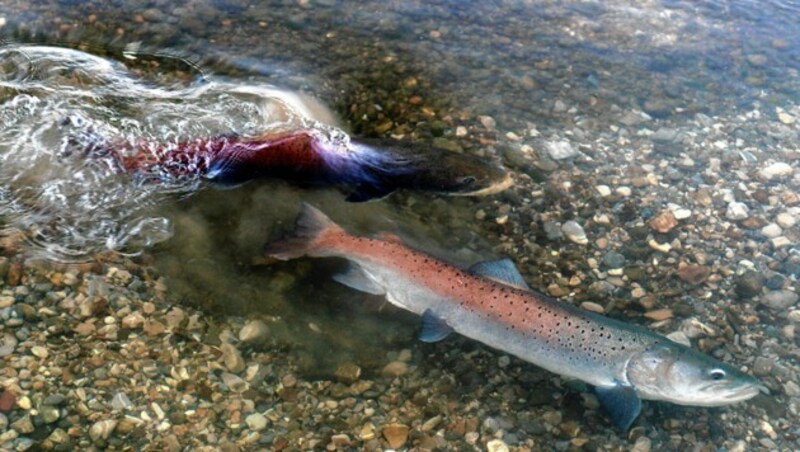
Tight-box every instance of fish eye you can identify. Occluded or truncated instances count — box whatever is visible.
[709,369,726,381]
[458,176,476,186]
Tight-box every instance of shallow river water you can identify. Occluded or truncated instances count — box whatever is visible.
[0,1,799,451]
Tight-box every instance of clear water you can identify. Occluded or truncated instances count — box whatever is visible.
[1,0,799,445]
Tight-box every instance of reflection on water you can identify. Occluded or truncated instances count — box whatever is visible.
[0,45,339,259]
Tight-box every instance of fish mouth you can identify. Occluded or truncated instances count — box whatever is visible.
[451,172,514,197]
[687,382,767,407]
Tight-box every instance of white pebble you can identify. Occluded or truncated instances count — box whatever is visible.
[239,320,270,344]
[759,162,794,179]
[672,208,692,220]
[246,413,268,431]
[89,419,118,442]
[666,331,691,347]
[615,186,632,197]
[770,236,792,248]
[455,126,468,137]
[761,223,783,238]
[726,201,750,220]
[487,439,510,452]
[544,140,579,160]
[562,221,588,245]
[595,185,611,197]
[776,212,796,229]
[648,239,671,253]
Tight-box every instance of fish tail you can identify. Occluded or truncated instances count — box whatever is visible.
[263,203,345,260]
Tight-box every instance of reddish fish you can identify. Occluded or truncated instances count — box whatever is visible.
[67,128,512,202]
[264,203,766,430]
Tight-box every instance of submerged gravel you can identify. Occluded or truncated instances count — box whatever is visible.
[1,0,799,451]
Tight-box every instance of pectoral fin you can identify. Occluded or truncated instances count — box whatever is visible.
[594,384,642,431]
[419,309,453,343]
[468,258,531,290]
[332,264,385,295]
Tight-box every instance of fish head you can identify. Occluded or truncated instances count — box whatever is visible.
[626,342,766,406]
[408,151,514,196]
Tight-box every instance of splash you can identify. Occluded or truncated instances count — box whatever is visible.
[0,45,339,260]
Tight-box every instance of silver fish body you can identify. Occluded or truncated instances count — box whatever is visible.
[265,203,766,430]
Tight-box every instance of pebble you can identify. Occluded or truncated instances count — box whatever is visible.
[0,333,17,357]
[785,380,800,397]
[778,112,796,124]
[759,162,793,179]
[726,201,750,220]
[632,436,652,452]
[40,405,60,424]
[601,251,626,269]
[562,221,588,245]
[220,372,248,392]
[89,419,117,442]
[595,185,611,196]
[220,343,246,373]
[776,212,796,228]
[479,115,496,131]
[677,264,711,285]
[649,211,678,233]
[761,290,798,310]
[238,319,270,344]
[644,309,673,321]
[0,296,14,308]
[487,439,510,452]
[671,207,692,220]
[111,392,133,411]
[770,236,792,248]
[10,415,33,434]
[382,423,409,449]
[544,140,579,160]
[334,362,362,383]
[580,301,604,313]
[0,391,15,413]
[382,361,408,377]
[761,223,783,238]
[246,413,268,431]
[647,239,671,253]
[736,271,764,298]
[615,186,632,197]
[30,345,48,358]
[666,331,691,347]
[16,396,31,410]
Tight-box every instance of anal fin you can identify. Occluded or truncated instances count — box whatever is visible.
[332,264,385,295]
[594,384,642,431]
[419,309,453,343]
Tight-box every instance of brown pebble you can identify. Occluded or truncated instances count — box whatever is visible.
[649,211,678,233]
[0,390,16,413]
[382,361,407,377]
[6,261,23,286]
[334,362,362,383]
[382,423,409,449]
[74,322,96,336]
[143,320,166,336]
[677,264,711,285]
[644,309,673,321]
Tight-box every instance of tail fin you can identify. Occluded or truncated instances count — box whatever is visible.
[263,203,344,260]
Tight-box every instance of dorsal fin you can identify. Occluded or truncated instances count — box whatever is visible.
[468,258,530,290]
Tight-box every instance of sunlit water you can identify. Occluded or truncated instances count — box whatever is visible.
[0,45,342,260]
